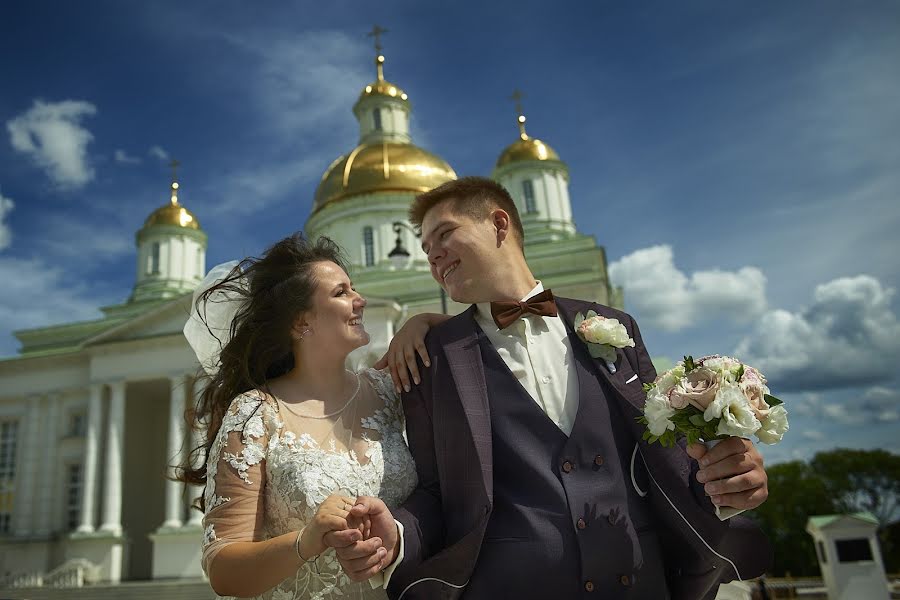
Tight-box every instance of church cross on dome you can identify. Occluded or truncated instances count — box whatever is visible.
[368,25,389,81]
[510,89,529,140]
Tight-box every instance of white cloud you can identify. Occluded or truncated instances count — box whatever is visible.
[149,145,169,161]
[220,30,369,139]
[114,149,141,165]
[6,99,97,188]
[0,257,110,357]
[0,189,13,250]
[39,213,132,262]
[608,244,767,331]
[735,275,900,390]
[802,430,825,441]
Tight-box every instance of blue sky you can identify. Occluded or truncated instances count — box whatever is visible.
[1,1,898,464]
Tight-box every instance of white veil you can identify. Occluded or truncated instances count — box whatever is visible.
[183,260,246,375]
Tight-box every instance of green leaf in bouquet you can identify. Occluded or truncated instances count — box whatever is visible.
[636,415,648,425]
[588,343,617,363]
[586,310,598,319]
[642,382,655,393]
[683,355,696,373]
[689,414,706,427]
[574,312,585,329]
[735,364,744,381]
[642,430,653,441]
[764,393,783,407]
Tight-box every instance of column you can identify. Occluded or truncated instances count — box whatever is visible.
[34,394,61,536]
[162,375,187,528]
[99,380,125,536]
[13,395,41,536]
[186,381,205,527]
[76,384,103,533]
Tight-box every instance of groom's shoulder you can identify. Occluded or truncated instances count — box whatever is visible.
[556,296,635,325]
[422,306,477,351]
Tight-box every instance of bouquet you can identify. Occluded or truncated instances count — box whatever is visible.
[639,355,788,447]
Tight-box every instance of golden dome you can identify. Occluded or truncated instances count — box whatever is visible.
[496,136,561,168]
[144,182,201,230]
[314,142,457,212]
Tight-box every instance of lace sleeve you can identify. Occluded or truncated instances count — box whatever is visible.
[200,391,274,575]
[361,368,401,413]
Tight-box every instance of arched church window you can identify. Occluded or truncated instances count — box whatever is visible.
[373,108,382,131]
[363,226,375,267]
[149,242,161,275]
[523,179,537,214]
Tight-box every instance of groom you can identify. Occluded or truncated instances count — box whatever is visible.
[327,177,772,599]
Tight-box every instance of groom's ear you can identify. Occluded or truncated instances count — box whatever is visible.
[491,209,511,247]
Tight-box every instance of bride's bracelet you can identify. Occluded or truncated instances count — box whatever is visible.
[295,528,319,564]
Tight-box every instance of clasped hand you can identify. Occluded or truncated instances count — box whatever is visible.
[310,495,399,582]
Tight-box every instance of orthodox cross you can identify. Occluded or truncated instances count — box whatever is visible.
[368,25,388,54]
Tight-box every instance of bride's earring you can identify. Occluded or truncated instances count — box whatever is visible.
[297,328,312,342]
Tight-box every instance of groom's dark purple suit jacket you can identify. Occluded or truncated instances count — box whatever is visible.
[388,298,772,600]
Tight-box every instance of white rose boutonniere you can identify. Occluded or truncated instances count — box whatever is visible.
[574,311,635,371]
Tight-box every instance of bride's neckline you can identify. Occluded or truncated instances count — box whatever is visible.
[272,371,361,419]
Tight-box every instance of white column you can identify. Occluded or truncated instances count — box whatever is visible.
[13,395,41,536]
[34,394,61,537]
[162,375,187,528]
[187,380,205,527]
[99,380,125,536]
[76,384,104,533]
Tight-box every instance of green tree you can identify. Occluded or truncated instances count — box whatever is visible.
[809,448,900,527]
[749,460,835,576]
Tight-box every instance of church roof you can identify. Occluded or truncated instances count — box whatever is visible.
[313,142,456,213]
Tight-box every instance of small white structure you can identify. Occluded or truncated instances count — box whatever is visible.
[806,512,890,600]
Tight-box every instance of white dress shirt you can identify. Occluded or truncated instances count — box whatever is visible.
[474,281,580,435]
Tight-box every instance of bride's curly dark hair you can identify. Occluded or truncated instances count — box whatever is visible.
[175,233,348,510]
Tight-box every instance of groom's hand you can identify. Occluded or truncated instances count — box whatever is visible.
[687,437,768,510]
[324,496,400,582]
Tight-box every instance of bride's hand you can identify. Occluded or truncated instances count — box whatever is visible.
[300,494,361,559]
[374,313,449,393]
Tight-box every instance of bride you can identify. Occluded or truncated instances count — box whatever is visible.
[177,233,443,599]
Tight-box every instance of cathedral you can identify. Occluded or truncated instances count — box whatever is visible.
[0,39,620,594]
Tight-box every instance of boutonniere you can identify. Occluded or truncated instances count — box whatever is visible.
[574,311,636,373]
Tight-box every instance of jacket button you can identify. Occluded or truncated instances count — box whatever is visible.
[594,455,604,467]
[620,574,632,587]
[577,518,586,530]
[562,460,573,473]
[584,580,595,592]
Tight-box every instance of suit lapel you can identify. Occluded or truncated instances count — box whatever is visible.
[439,305,493,502]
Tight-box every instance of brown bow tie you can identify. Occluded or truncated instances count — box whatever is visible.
[490,289,558,330]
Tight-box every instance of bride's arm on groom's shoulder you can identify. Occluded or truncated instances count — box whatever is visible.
[375,312,451,394]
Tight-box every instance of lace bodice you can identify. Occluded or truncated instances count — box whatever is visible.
[202,368,417,600]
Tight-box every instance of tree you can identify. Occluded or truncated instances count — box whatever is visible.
[749,449,900,576]
[809,448,900,527]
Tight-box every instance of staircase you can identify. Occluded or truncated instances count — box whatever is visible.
[0,578,215,600]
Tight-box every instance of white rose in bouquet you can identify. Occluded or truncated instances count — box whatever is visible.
[756,404,789,444]
[705,383,762,439]
[644,388,677,437]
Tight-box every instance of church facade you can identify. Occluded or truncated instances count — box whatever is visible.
[0,44,621,589]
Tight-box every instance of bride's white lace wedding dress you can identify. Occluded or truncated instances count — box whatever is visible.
[201,368,418,600]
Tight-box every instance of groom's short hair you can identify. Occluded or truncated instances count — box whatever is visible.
[410,176,525,250]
